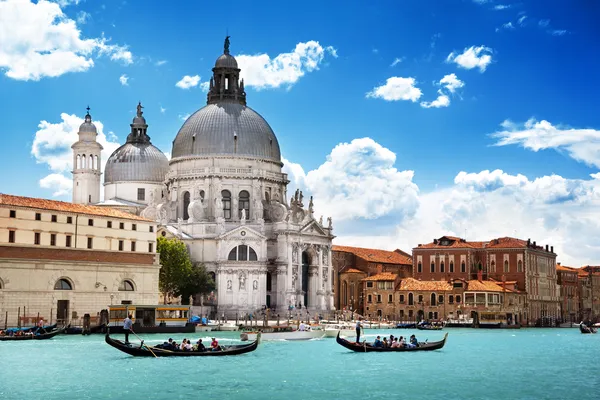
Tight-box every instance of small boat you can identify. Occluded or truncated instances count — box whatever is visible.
[396,322,416,329]
[322,323,355,338]
[104,333,259,357]
[336,331,448,352]
[0,326,66,341]
[216,322,240,332]
[416,324,443,331]
[579,323,597,334]
[240,329,324,342]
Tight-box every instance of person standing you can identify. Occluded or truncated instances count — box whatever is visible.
[123,314,133,344]
[355,317,364,343]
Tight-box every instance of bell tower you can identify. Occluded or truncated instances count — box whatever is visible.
[72,107,103,204]
[207,36,246,106]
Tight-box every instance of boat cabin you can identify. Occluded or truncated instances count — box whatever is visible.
[109,305,191,327]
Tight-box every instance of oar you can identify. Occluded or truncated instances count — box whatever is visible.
[130,328,158,358]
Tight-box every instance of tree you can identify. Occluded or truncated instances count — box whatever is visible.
[156,237,215,304]
[179,264,215,305]
[157,237,193,303]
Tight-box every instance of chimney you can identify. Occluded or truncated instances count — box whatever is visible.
[533,241,536,248]
[551,246,554,253]
[477,269,483,283]
[557,262,561,266]
[527,238,531,246]
[545,244,549,252]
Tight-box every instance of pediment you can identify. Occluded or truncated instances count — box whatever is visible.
[217,225,266,241]
[300,220,328,236]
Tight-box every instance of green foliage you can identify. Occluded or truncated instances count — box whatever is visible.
[157,237,215,303]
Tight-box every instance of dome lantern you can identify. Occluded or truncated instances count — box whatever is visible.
[207,36,246,106]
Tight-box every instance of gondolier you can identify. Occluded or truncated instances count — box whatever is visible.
[355,317,364,343]
[123,314,133,344]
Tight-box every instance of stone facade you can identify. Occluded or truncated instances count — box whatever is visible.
[578,269,600,322]
[0,194,160,327]
[556,263,580,323]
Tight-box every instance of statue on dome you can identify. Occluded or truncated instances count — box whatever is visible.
[319,215,323,225]
[224,35,231,54]
[136,102,144,117]
[308,196,314,215]
[327,217,332,230]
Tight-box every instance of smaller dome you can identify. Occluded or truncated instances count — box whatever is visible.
[133,116,147,125]
[104,143,169,184]
[79,121,97,133]
[215,53,238,69]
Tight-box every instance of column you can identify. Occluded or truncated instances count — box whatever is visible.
[317,246,325,310]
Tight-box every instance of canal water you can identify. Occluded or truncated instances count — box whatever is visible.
[1,328,598,399]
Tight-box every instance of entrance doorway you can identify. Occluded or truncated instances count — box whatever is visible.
[266,295,271,309]
[301,252,309,307]
[57,300,69,324]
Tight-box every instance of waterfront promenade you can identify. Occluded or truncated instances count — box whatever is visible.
[0,328,597,400]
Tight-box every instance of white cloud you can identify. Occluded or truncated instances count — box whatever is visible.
[178,113,191,121]
[39,173,72,197]
[490,118,600,168]
[366,77,422,102]
[439,73,464,93]
[31,112,121,197]
[160,106,166,114]
[200,81,210,92]
[552,30,568,36]
[494,5,511,10]
[76,10,90,24]
[518,15,528,25]
[55,0,81,6]
[284,138,419,222]
[175,75,200,89]
[420,93,450,109]
[539,19,551,27]
[446,45,493,72]
[420,74,464,109]
[235,41,335,90]
[0,0,134,81]
[119,74,129,86]
[390,57,404,67]
[155,60,168,66]
[497,22,516,31]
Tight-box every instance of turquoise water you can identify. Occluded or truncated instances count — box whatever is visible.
[1,328,598,399]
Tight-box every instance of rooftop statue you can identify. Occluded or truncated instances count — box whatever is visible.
[136,102,144,117]
[224,35,231,54]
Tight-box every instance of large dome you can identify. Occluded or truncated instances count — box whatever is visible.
[104,142,169,184]
[171,102,282,163]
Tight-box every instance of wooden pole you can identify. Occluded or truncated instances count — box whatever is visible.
[37,312,40,324]
[50,308,53,325]
[4,311,7,330]
[17,307,20,328]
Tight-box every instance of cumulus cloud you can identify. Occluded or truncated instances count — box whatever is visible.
[490,118,600,168]
[39,173,72,197]
[235,41,336,90]
[366,77,422,102]
[31,112,121,197]
[175,75,200,89]
[155,60,168,66]
[446,45,493,72]
[284,138,420,222]
[119,74,129,86]
[0,0,134,81]
[420,73,464,108]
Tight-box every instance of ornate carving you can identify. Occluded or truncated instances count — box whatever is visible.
[292,269,298,288]
[308,196,314,217]
[327,216,333,230]
[140,205,157,221]
[239,271,247,290]
[322,267,328,281]
[227,280,232,291]
[253,280,258,290]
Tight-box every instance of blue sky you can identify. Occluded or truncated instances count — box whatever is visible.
[1,0,600,265]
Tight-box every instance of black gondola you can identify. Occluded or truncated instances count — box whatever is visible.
[105,332,260,357]
[0,326,66,341]
[336,331,448,352]
[579,323,597,334]
[416,325,443,331]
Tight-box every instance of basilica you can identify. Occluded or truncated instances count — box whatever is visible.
[72,38,335,315]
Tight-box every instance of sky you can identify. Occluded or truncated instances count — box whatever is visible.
[1,0,600,266]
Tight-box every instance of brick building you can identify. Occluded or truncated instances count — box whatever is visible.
[413,235,559,325]
[0,194,160,327]
[578,269,600,322]
[361,272,400,320]
[556,263,580,323]
[333,245,411,315]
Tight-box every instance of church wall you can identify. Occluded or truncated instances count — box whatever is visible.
[0,258,159,327]
[104,182,164,206]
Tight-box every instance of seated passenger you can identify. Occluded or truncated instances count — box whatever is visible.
[211,337,220,351]
[399,336,406,347]
[196,339,206,352]
[382,337,388,347]
[183,339,193,351]
[409,335,419,348]
[373,336,383,348]
[391,338,400,348]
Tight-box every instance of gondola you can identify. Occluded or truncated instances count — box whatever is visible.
[0,326,66,341]
[579,323,597,334]
[336,331,448,352]
[416,324,443,331]
[104,332,260,357]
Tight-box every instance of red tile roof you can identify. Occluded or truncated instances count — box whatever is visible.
[0,193,150,222]
[556,264,578,273]
[466,280,512,292]
[341,268,365,274]
[362,272,398,282]
[415,236,489,249]
[332,245,412,265]
[397,278,452,291]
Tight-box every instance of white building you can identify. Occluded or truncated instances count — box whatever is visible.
[0,194,160,327]
[95,38,335,315]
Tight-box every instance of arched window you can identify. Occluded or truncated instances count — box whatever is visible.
[418,295,423,303]
[239,190,250,219]
[461,261,466,273]
[417,262,422,273]
[517,260,523,272]
[183,191,191,220]
[440,261,445,273]
[222,190,232,219]
[82,154,86,169]
[430,293,436,306]
[491,261,496,273]
[228,245,258,261]
[408,293,414,305]
[119,280,135,291]
[430,262,435,273]
[449,261,454,273]
[54,279,72,290]
[76,154,81,169]
[504,260,509,273]
[265,192,270,202]
[94,155,99,170]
